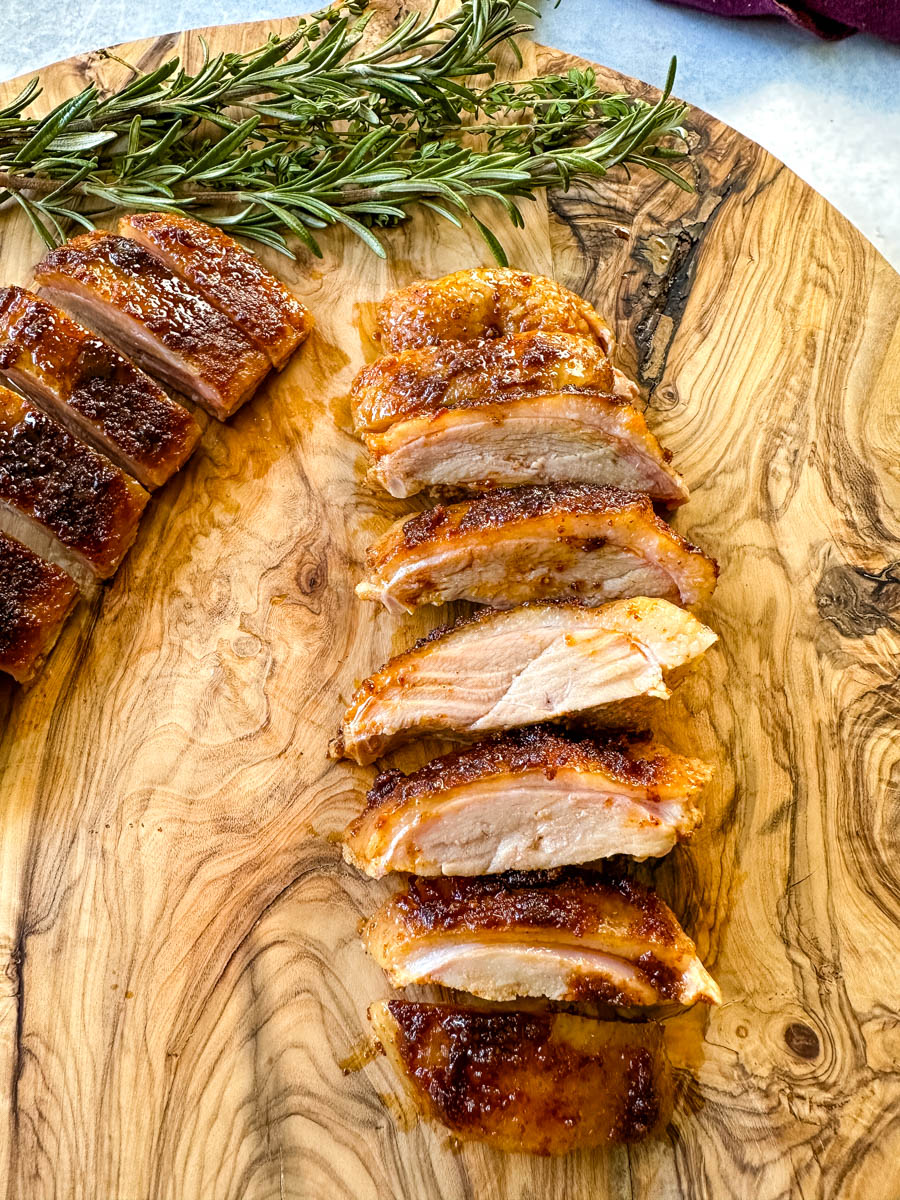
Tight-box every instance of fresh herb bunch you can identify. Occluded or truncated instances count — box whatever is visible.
[0,0,691,261]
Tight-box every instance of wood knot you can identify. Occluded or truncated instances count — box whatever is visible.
[815,561,900,638]
[296,558,326,595]
[784,1022,820,1060]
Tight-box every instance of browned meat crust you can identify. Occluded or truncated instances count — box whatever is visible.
[0,384,149,578]
[376,268,614,354]
[34,232,270,420]
[351,331,616,433]
[358,726,711,816]
[370,1000,672,1154]
[119,213,313,369]
[358,483,718,611]
[0,530,78,683]
[0,286,200,489]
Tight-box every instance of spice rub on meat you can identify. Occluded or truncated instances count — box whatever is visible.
[119,212,312,370]
[365,869,720,1006]
[34,231,271,420]
[357,484,718,613]
[375,268,615,355]
[332,597,717,765]
[0,385,148,578]
[0,286,200,489]
[370,1000,673,1154]
[0,530,78,683]
[343,726,711,877]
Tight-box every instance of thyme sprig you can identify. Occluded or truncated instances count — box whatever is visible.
[0,0,691,260]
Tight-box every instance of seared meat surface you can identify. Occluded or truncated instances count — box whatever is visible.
[119,213,312,369]
[0,385,148,578]
[343,727,711,877]
[351,331,620,432]
[376,268,614,354]
[0,530,78,683]
[365,869,720,1006]
[0,286,200,489]
[333,597,717,764]
[370,1000,672,1153]
[362,390,688,502]
[357,484,718,613]
[34,232,270,420]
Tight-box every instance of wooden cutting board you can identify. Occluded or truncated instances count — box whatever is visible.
[0,13,898,1199]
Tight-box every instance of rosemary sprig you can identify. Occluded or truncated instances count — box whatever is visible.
[0,1,692,260]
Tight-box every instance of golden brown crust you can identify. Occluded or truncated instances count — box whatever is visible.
[376,268,614,355]
[351,331,615,433]
[0,531,78,683]
[119,213,312,369]
[0,286,200,488]
[377,868,683,949]
[0,385,149,577]
[372,1000,672,1153]
[34,232,270,419]
[358,726,712,818]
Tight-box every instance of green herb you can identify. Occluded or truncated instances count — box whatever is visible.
[0,0,691,259]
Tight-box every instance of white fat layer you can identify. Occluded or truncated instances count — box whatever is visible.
[392,941,661,1003]
[361,771,696,876]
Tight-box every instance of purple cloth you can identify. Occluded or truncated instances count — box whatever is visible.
[658,0,900,40]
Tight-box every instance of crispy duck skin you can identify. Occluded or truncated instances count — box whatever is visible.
[0,385,148,578]
[0,530,78,683]
[376,268,614,355]
[370,1000,672,1154]
[365,869,721,1006]
[332,597,717,765]
[362,391,688,503]
[33,232,271,420]
[357,484,718,613]
[119,213,313,369]
[0,286,200,489]
[350,331,623,433]
[343,727,711,877]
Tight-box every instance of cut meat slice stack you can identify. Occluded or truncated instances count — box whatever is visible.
[335,267,724,1153]
[0,213,312,682]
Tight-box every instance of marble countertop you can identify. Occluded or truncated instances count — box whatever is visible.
[1,0,898,268]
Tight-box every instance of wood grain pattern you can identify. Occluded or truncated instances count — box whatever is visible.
[0,16,898,1199]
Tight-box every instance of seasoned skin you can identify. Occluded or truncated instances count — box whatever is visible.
[332,597,717,765]
[376,268,614,355]
[365,869,721,1006]
[343,727,711,877]
[363,391,688,503]
[370,1001,673,1154]
[0,530,79,683]
[350,331,619,433]
[34,232,271,420]
[119,213,313,369]
[0,286,200,489]
[0,385,148,578]
[357,484,718,613]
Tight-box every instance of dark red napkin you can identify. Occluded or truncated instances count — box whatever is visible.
[658,0,900,41]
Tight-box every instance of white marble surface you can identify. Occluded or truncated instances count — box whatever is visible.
[1,0,898,267]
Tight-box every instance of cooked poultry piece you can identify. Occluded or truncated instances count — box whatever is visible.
[332,597,716,765]
[376,268,614,355]
[343,727,711,877]
[0,286,200,489]
[119,213,313,369]
[0,530,79,683]
[350,331,634,432]
[357,484,718,614]
[361,391,687,503]
[34,232,271,420]
[0,385,148,578]
[370,1000,672,1154]
[365,870,720,1006]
